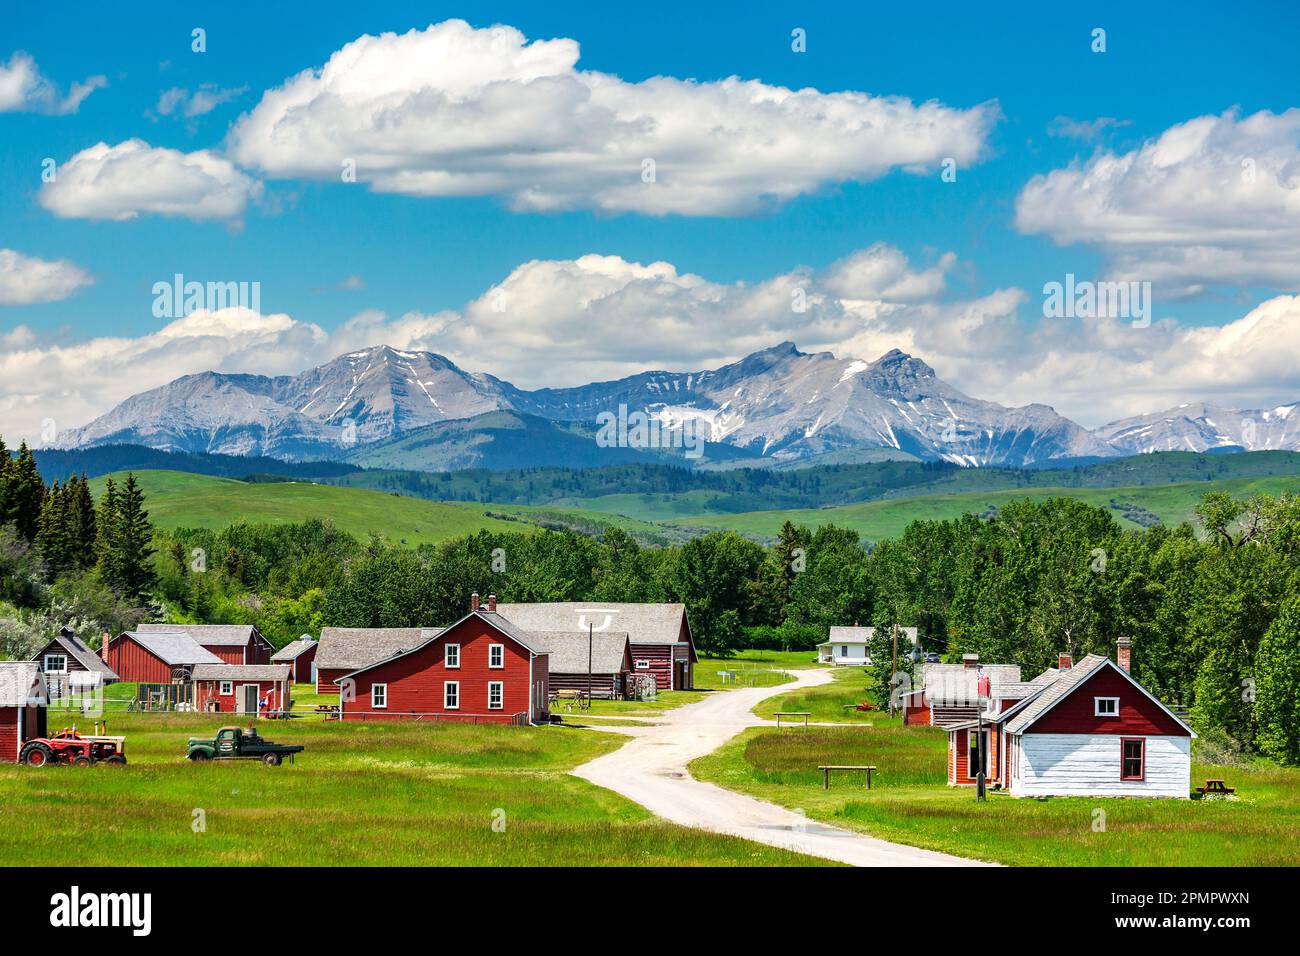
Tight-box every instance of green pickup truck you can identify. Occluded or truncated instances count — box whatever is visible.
[187,726,304,766]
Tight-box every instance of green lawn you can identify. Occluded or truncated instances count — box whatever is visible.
[691,724,1300,866]
[0,711,825,866]
[752,664,880,723]
[671,475,1300,540]
[88,470,522,546]
[693,650,818,691]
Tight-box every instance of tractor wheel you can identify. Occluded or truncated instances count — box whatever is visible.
[73,755,94,767]
[262,752,282,766]
[188,751,210,762]
[19,743,53,767]
[103,754,127,766]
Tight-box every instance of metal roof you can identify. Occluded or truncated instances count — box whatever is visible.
[192,664,291,682]
[0,662,48,707]
[528,631,631,674]
[121,631,223,666]
[315,628,426,670]
[136,623,264,647]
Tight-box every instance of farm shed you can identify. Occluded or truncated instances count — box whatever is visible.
[104,630,224,684]
[31,627,120,698]
[314,627,427,695]
[529,630,633,699]
[495,601,695,690]
[193,664,293,715]
[271,636,318,684]
[0,662,48,764]
[946,641,1194,798]
[339,605,549,725]
[136,623,273,665]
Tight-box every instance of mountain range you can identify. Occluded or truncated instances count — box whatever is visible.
[54,343,1300,470]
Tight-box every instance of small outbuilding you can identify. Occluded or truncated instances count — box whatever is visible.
[271,636,318,684]
[0,662,49,763]
[193,664,293,715]
[31,627,120,698]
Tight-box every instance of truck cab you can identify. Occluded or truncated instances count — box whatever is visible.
[188,726,303,765]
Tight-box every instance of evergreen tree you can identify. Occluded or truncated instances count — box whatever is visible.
[95,476,122,589]
[1254,595,1300,765]
[35,478,74,577]
[5,442,45,541]
[69,474,98,570]
[115,473,156,600]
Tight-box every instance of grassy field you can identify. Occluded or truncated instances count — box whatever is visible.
[671,475,1300,540]
[88,470,522,546]
[691,723,1300,866]
[752,665,880,723]
[0,710,826,866]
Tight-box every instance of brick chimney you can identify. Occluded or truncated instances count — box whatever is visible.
[101,631,111,662]
[1058,652,1073,670]
[962,653,979,669]
[1116,636,1132,673]
[470,592,480,612]
[487,594,497,613]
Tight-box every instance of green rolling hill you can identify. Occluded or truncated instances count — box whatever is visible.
[88,471,524,547]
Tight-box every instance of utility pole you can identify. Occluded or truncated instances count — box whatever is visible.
[587,621,593,704]
[890,623,899,717]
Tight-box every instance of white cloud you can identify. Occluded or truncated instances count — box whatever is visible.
[154,83,248,119]
[1016,109,1300,295]
[0,51,105,114]
[228,19,998,216]
[1046,115,1131,142]
[38,139,262,222]
[0,249,94,305]
[5,250,1298,444]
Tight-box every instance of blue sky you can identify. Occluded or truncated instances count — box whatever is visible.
[1,1,1298,439]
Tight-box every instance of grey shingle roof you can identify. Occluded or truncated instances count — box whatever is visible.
[1004,654,1109,734]
[494,602,689,649]
[0,662,48,706]
[920,662,1022,704]
[192,664,291,682]
[316,628,426,670]
[529,631,631,673]
[37,631,120,680]
[122,631,224,666]
[271,638,316,662]
[136,623,262,647]
[826,626,874,643]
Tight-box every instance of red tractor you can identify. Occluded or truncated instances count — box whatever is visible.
[19,725,127,767]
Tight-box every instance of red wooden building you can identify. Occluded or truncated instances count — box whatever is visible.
[271,636,318,684]
[136,623,272,665]
[314,627,426,695]
[103,630,223,684]
[0,662,48,764]
[339,601,549,725]
[495,601,695,690]
[193,664,293,715]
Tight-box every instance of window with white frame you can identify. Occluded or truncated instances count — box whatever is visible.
[444,681,459,709]
[634,660,650,670]
[372,683,388,709]
[488,681,504,709]
[43,653,68,673]
[445,643,460,668]
[219,681,233,695]
[1094,696,1120,717]
[489,643,504,669]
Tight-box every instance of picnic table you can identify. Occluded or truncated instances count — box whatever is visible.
[550,689,590,712]
[818,764,877,790]
[1196,778,1235,795]
[717,670,739,685]
[774,711,811,729]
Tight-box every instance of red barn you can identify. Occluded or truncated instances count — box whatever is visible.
[947,641,1195,798]
[104,630,223,684]
[136,624,272,665]
[193,664,293,715]
[0,663,49,763]
[314,627,425,695]
[339,605,549,725]
[271,636,318,684]
[495,601,695,690]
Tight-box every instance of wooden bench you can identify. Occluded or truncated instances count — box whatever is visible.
[819,765,877,790]
[1196,778,1235,795]
[774,711,811,729]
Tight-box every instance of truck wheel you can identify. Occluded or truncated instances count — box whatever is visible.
[20,743,52,767]
[103,755,127,766]
[73,755,94,767]
[262,752,282,766]
[188,751,210,762]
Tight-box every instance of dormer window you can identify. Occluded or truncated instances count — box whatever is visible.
[1094,696,1120,717]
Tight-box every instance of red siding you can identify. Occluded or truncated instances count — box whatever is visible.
[105,634,175,684]
[904,703,931,726]
[340,616,545,724]
[286,644,316,683]
[0,708,17,763]
[316,667,349,695]
[948,724,1002,786]
[195,679,289,714]
[202,638,272,665]
[1028,666,1187,736]
[630,644,673,690]
[205,646,246,665]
